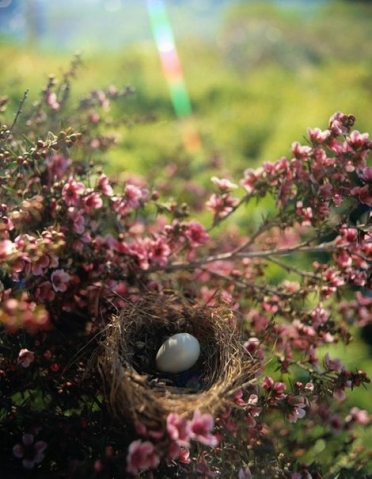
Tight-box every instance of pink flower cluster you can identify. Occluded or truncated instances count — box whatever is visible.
[240,112,372,227]
[0,157,210,331]
[127,410,218,475]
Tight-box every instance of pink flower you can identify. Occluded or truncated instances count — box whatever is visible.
[358,166,372,183]
[18,349,35,368]
[148,237,171,267]
[97,174,114,196]
[83,191,103,214]
[167,442,190,463]
[291,141,311,159]
[206,193,239,218]
[346,129,369,150]
[31,254,50,276]
[126,440,160,476]
[51,269,71,292]
[0,239,15,259]
[124,184,146,208]
[62,177,85,206]
[13,434,47,470]
[67,207,85,234]
[351,185,372,206]
[183,221,209,247]
[34,280,56,302]
[286,395,307,423]
[307,127,331,143]
[234,389,248,406]
[346,407,370,425]
[296,201,313,226]
[329,112,355,135]
[45,91,60,110]
[189,410,218,447]
[240,167,263,194]
[166,413,191,447]
[211,176,238,190]
[324,353,343,372]
[243,337,264,360]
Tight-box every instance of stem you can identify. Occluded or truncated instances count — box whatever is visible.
[265,255,322,280]
[1,90,29,145]
[149,240,340,273]
[199,266,294,298]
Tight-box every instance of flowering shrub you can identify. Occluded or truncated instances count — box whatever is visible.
[0,61,372,478]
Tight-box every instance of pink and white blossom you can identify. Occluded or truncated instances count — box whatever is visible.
[51,269,71,292]
[126,439,160,475]
[189,410,218,447]
[18,349,35,368]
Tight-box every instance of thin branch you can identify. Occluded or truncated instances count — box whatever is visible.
[265,255,322,280]
[2,90,29,144]
[149,240,340,273]
[198,266,294,298]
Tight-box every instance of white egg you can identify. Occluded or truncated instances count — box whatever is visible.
[155,333,201,374]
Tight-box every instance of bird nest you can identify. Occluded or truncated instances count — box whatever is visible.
[99,293,257,433]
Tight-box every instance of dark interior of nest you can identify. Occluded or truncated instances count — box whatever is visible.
[99,294,254,425]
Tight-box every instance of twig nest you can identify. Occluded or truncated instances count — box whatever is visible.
[155,333,200,373]
[99,293,257,432]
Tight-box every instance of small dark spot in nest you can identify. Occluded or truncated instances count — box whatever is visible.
[98,292,258,435]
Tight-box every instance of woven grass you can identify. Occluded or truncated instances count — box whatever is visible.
[99,293,257,432]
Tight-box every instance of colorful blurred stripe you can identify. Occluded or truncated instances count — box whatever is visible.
[146,0,202,153]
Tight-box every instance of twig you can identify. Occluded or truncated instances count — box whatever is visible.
[2,90,29,144]
[265,255,322,280]
[148,240,340,273]
[198,266,294,298]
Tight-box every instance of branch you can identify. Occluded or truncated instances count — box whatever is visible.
[149,240,341,273]
[2,90,29,144]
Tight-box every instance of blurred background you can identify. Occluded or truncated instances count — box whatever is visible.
[1,0,372,174]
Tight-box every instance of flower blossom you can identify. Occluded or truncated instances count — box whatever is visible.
[67,207,85,234]
[126,439,160,476]
[189,410,218,447]
[206,192,239,218]
[18,349,35,368]
[45,91,59,110]
[286,395,307,423]
[0,239,16,259]
[166,413,190,447]
[51,269,71,292]
[240,167,263,194]
[183,221,209,247]
[83,191,103,214]
[62,177,85,206]
[97,174,114,196]
[34,281,56,302]
[324,353,343,373]
[124,184,146,208]
[329,111,355,136]
[211,176,238,190]
[307,127,331,144]
[346,407,370,426]
[13,434,47,470]
[148,237,171,267]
